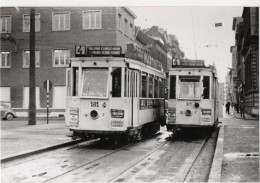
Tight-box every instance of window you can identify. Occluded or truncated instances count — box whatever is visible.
[23,50,40,68]
[52,12,70,31]
[72,68,79,96]
[0,52,11,68]
[142,72,148,98]
[149,74,154,98]
[0,16,11,33]
[169,76,176,99]
[154,76,158,98]
[124,19,128,35]
[0,87,11,106]
[124,68,128,97]
[83,11,101,29]
[203,76,210,99]
[112,67,122,97]
[81,68,108,98]
[53,86,66,108]
[118,13,122,30]
[53,49,70,67]
[23,14,40,32]
[179,76,200,99]
[130,23,134,37]
[23,87,40,108]
[159,78,163,98]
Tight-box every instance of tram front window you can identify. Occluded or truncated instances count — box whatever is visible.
[82,68,108,97]
[179,76,200,99]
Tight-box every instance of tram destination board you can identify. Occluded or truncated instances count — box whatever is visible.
[75,45,122,57]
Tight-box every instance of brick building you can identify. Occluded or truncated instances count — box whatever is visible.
[232,7,259,116]
[0,7,137,116]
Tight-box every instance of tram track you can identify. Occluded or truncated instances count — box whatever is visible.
[45,140,138,182]
[108,132,177,182]
[1,129,217,183]
[182,130,211,182]
[109,128,217,182]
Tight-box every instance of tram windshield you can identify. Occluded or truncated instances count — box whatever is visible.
[81,68,108,97]
[179,76,200,99]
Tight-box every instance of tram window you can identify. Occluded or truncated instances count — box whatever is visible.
[169,75,176,99]
[179,76,200,99]
[142,72,148,98]
[82,68,108,97]
[72,68,78,96]
[158,78,162,98]
[203,76,210,99]
[149,74,154,98]
[154,76,158,98]
[67,69,71,96]
[112,67,121,97]
[124,68,128,97]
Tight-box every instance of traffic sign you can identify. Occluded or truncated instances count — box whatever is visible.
[43,80,53,93]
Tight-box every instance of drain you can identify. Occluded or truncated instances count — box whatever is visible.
[224,152,259,158]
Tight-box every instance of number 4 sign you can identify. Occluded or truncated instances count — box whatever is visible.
[75,45,87,56]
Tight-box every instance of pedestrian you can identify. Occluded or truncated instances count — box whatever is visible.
[240,100,245,118]
[225,101,231,114]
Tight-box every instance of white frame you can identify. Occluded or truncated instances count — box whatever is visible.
[23,13,41,32]
[82,10,102,30]
[22,50,40,68]
[52,12,70,31]
[52,49,70,67]
[177,75,201,101]
[0,15,11,33]
[80,67,109,99]
[0,51,11,68]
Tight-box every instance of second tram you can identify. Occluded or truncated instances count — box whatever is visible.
[166,60,220,131]
[65,46,166,142]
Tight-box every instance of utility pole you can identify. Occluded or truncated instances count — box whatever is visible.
[28,8,36,125]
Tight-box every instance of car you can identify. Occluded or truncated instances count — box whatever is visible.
[0,103,17,120]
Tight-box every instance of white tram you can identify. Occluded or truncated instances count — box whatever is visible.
[166,60,220,131]
[65,46,166,142]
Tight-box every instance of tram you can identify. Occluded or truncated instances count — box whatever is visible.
[166,59,220,131]
[65,46,166,142]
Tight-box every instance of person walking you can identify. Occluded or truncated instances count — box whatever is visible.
[240,100,245,118]
[225,101,231,114]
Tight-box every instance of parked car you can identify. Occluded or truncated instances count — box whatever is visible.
[0,103,17,120]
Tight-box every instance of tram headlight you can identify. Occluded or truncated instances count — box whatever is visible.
[185,109,192,116]
[90,110,99,119]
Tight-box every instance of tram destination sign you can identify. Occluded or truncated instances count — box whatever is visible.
[75,45,122,57]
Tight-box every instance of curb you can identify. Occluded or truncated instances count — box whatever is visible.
[208,125,224,182]
[233,113,259,120]
[1,139,83,163]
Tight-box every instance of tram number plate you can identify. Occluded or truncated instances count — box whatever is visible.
[91,101,99,107]
[70,114,78,123]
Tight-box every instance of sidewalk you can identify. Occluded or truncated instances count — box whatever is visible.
[209,108,259,182]
[1,118,74,161]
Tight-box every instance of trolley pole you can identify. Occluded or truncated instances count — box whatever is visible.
[28,8,36,125]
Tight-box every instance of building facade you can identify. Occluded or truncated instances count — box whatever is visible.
[0,7,137,116]
[232,7,259,116]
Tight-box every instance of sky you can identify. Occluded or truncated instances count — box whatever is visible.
[130,7,243,83]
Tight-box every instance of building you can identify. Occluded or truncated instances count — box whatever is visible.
[0,7,137,116]
[224,71,232,104]
[232,7,259,116]
[144,26,184,70]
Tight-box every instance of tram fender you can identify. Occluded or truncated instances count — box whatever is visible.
[127,126,141,136]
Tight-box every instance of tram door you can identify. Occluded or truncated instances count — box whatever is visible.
[127,69,139,128]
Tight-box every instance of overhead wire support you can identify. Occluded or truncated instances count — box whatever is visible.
[190,9,198,60]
